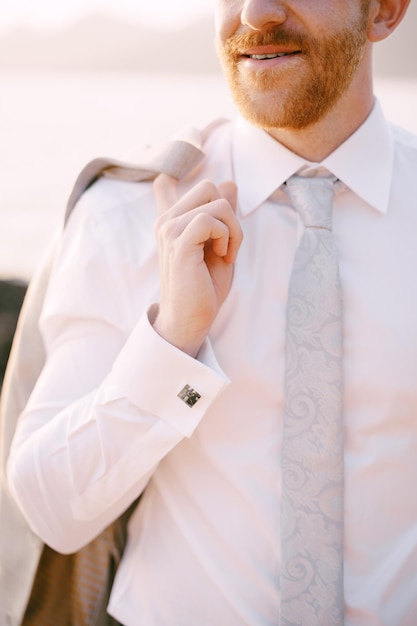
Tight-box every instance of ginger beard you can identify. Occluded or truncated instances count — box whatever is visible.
[216,13,370,131]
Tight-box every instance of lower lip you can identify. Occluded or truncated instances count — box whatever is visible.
[240,54,300,70]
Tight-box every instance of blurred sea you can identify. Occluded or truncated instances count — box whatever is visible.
[0,71,416,280]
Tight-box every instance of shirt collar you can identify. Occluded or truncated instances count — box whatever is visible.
[233,98,394,216]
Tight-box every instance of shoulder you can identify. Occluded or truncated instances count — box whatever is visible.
[62,117,235,259]
[70,117,235,226]
[73,176,156,239]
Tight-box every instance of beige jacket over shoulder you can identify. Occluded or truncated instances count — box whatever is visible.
[0,128,208,626]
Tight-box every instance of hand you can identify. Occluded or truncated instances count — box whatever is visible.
[152,175,243,357]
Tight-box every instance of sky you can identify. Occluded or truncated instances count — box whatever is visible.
[0,0,214,32]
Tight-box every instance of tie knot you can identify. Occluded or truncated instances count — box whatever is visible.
[286,175,335,230]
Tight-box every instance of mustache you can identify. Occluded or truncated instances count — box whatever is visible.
[221,27,309,58]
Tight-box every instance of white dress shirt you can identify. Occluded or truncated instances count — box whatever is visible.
[7,100,417,625]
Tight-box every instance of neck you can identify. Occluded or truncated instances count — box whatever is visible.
[266,66,375,162]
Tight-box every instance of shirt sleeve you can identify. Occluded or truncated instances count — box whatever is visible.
[7,180,229,554]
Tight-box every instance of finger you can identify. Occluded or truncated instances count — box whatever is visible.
[154,177,242,263]
[156,179,224,221]
[183,213,231,258]
[223,217,243,264]
[173,194,242,262]
[187,203,242,263]
[153,173,179,216]
[218,181,238,213]
[165,197,242,261]
[217,183,243,263]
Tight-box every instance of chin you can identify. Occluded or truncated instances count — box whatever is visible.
[231,87,328,131]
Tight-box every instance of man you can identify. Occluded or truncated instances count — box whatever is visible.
[6,0,416,624]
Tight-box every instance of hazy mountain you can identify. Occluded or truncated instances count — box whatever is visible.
[0,10,415,78]
[0,15,221,73]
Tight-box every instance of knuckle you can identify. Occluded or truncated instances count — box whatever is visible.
[192,211,221,233]
[197,179,218,196]
[154,213,165,236]
[154,215,178,240]
[209,197,234,221]
[193,211,211,225]
[217,197,233,213]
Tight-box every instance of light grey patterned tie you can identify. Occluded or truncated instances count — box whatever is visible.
[279,173,344,626]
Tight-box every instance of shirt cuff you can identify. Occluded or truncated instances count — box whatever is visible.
[112,306,229,437]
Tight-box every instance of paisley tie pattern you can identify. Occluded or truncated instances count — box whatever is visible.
[279,174,344,626]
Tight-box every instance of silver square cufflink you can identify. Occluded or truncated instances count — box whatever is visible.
[177,384,201,408]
